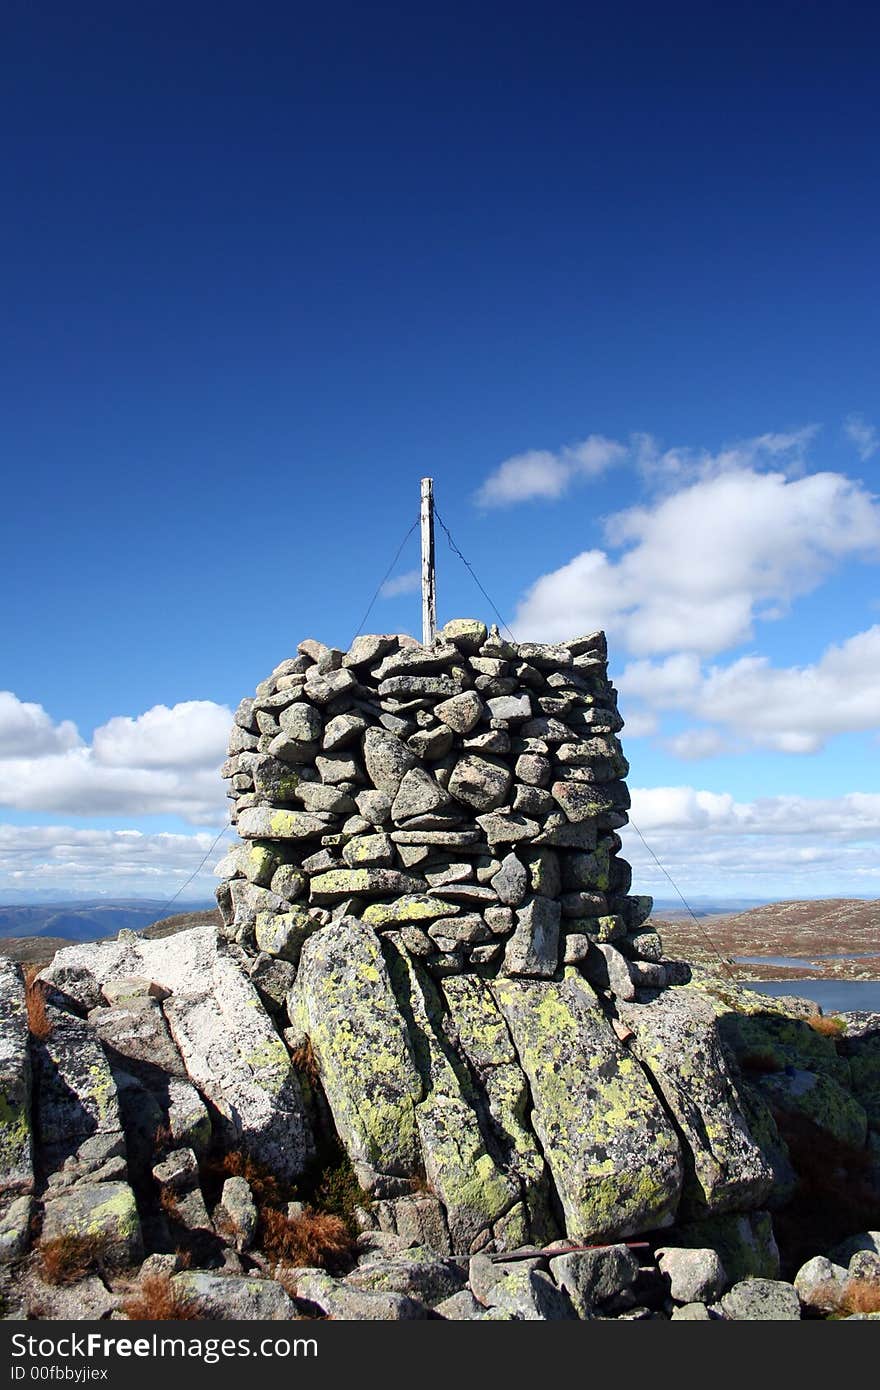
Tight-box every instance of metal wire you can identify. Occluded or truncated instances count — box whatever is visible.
[433,505,517,642]
[350,515,420,643]
[628,818,736,980]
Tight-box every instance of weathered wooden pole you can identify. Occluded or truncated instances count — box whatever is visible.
[420,477,437,646]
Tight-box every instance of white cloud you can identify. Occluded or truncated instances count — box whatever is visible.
[663,728,729,760]
[0,824,233,898]
[634,426,819,487]
[515,466,880,654]
[0,698,232,825]
[380,569,421,598]
[92,701,232,769]
[475,435,626,507]
[620,625,880,756]
[621,787,880,896]
[844,414,879,461]
[0,693,82,759]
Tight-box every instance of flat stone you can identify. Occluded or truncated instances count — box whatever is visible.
[288,919,423,1182]
[440,619,488,652]
[492,972,682,1242]
[173,1271,296,1319]
[343,833,395,867]
[720,1278,801,1320]
[362,896,461,929]
[486,693,533,722]
[295,1269,430,1319]
[407,725,454,759]
[0,960,33,1194]
[309,868,425,904]
[446,755,512,811]
[237,807,331,841]
[476,811,539,846]
[344,634,398,667]
[323,713,368,749]
[294,782,356,813]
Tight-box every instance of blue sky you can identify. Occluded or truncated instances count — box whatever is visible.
[1,2,878,904]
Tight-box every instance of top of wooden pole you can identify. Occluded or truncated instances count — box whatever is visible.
[420,477,436,646]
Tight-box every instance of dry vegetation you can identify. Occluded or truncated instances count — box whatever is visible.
[120,1273,201,1320]
[260,1206,354,1270]
[24,964,52,1040]
[38,1233,108,1285]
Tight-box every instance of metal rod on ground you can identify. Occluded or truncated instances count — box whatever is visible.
[420,476,437,645]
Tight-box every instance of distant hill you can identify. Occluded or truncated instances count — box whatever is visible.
[0,907,222,965]
[0,899,216,943]
[656,897,880,981]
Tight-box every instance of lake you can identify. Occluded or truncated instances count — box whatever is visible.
[747,978,880,1014]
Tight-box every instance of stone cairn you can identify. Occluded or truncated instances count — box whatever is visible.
[217,619,661,995]
[4,619,876,1319]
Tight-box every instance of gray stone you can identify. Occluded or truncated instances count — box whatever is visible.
[448,755,512,811]
[294,1269,430,1319]
[41,1181,143,1268]
[793,1255,848,1312]
[0,1193,32,1264]
[484,1266,578,1320]
[435,1289,484,1319]
[278,702,322,743]
[440,619,488,652]
[486,693,533,722]
[434,690,485,734]
[217,1176,258,1252]
[345,1255,467,1305]
[304,667,357,704]
[309,868,425,904]
[656,1246,728,1303]
[514,753,550,786]
[343,833,395,868]
[670,1302,712,1319]
[491,852,528,907]
[363,727,417,795]
[254,907,318,965]
[581,943,636,1001]
[407,725,454,760]
[172,1271,296,1319]
[476,811,540,845]
[492,972,682,1241]
[323,713,368,749]
[550,1244,640,1316]
[315,752,362,785]
[0,960,32,1195]
[391,767,450,820]
[237,806,331,841]
[502,897,561,977]
[294,782,356,813]
[720,1278,801,1320]
[344,634,398,668]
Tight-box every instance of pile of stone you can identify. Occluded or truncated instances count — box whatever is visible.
[216,620,660,996]
[2,622,878,1322]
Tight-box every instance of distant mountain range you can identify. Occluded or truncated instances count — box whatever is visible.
[0,899,216,942]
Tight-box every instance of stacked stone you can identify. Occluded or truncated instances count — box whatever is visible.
[216,619,662,1002]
